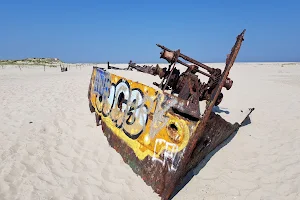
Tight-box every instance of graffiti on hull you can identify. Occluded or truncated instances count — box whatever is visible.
[89,68,198,169]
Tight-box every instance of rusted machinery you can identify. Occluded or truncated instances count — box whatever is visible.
[87,29,253,200]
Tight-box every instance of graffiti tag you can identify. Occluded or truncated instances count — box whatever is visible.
[152,139,182,171]
[94,70,150,139]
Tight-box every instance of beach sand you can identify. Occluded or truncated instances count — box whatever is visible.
[0,62,299,200]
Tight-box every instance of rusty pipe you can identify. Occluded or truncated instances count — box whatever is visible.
[156,44,213,73]
[176,59,214,78]
[173,57,233,89]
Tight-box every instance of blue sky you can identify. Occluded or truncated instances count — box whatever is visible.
[1,0,299,63]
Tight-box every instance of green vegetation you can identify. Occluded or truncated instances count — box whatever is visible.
[0,58,63,65]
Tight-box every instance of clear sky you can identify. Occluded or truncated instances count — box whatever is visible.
[1,0,299,63]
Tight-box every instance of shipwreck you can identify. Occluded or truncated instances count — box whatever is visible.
[87,29,254,200]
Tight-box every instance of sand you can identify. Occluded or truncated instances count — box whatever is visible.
[0,62,299,200]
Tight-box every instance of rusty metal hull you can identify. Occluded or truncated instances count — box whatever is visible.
[100,112,239,199]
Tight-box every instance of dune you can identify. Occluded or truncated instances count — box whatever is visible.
[0,62,300,200]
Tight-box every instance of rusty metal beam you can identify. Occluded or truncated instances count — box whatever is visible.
[162,49,180,91]
[176,59,214,79]
[157,44,213,73]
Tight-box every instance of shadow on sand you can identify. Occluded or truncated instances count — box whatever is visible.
[169,129,238,199]
[213,106,230,114]
[169,112,253,199]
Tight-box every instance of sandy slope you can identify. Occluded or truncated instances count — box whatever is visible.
[0,63,299,200]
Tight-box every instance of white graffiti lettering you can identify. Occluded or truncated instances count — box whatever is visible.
[111,80,131,127]
[152,139,182,171]
[93,70,150,139]
[123,89,148,137]
[93,69,179,141]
